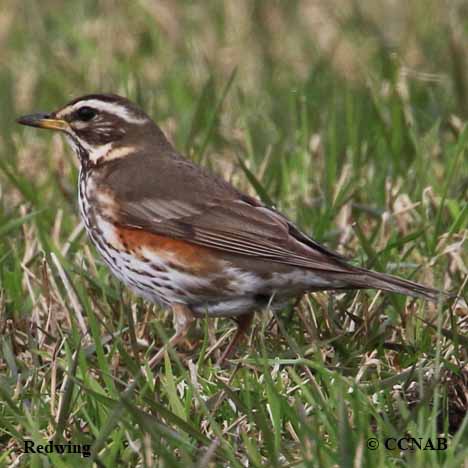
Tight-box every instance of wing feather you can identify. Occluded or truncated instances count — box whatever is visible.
[100,149,350,272]
[115,197,349,273]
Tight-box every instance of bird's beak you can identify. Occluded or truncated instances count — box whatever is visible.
[16,113,69,131]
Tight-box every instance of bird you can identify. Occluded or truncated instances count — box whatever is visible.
[17,94,449,365]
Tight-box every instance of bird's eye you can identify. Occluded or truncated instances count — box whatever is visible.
[76,106,97,122]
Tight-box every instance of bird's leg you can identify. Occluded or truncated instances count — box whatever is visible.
[216,313,254,366]
[149,304,195,368]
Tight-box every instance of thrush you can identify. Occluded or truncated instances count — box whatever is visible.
[17,94,449,364]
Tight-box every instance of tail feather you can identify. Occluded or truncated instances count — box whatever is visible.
[351,267,451,303]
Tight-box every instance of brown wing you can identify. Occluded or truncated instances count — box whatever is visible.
[116,198,350,272]
[98,149,351,273]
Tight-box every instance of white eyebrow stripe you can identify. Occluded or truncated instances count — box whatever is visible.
[57,99,147,124]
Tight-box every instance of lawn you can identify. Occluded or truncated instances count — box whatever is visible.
[0,1,467,466]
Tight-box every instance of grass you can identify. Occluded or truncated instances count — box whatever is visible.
[1,1,467,466]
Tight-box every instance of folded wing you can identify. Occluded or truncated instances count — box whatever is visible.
[115,196,350,273]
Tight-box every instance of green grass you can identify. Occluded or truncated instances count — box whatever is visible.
[1,1,467,466]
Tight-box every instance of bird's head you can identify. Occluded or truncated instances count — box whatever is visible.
[17,94,165,166]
